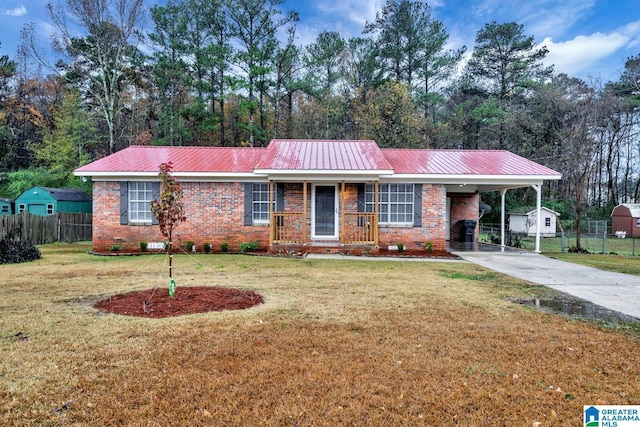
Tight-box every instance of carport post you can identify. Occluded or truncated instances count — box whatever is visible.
[532,184,541,253]
[500,188,507,248]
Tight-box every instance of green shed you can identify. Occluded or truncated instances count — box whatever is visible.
[15,187,91,216]
[0,198,13,215]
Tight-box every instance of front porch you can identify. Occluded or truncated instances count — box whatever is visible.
[266,181,380,252]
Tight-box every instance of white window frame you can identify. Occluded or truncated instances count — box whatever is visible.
[365,183,414,226]
[252,183,273,225]
[17,204,26,213]
[129,182,154,224]
[545,217,551,227]
[46,204,54,215]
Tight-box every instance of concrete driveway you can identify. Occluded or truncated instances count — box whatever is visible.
[451,248,640,320]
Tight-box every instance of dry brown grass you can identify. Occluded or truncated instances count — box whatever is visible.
[1,243,639,426]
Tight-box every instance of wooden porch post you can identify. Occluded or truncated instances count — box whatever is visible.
[269,180,274,246]
[340,181,345,242]
[374,181,379,246]
[303,181,307,243]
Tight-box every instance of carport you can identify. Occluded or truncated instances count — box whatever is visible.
[441,154,561,253]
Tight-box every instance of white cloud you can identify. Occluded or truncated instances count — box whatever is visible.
[521,0,595,40]
[316,0,382,28]
[540,32,629,78]
[4,5,27,17]
[540,18,640,79]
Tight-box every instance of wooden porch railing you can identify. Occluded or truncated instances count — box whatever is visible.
[343,212,377,244]
[271,212,377,245]
[272,212,305,244]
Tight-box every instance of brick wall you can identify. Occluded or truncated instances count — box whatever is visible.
[449,192,479,242]
[378,184,447,251]
[92,181,270,253]
[92,180,456,253]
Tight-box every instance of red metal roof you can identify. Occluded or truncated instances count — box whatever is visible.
[75,141,561,180]
[255,139,393,171]
[75,146,265,174]
[382,149,560,176]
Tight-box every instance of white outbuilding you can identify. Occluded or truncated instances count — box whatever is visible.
[508,206,558,237]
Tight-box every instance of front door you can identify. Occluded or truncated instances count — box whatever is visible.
[313,185,338,239]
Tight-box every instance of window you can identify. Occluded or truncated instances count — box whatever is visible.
[244,182,284,226]
[18,204,25,213]
[365,183,415,225]
[46,204,54,215]
[1,206,8,214]
[545,217,551,227]
[252,183,273,224]
[128,182,154,223]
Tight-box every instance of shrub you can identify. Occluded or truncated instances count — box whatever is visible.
[240,241,259,253]
[140,241,148,252]
[203,242,211,253]
[110,244,122,252]
[0,229,41,264]
[425,240,433,253]
[397,242,405,253]
[568,245,590,254]
[185,241,195,252]
[221,242,229,253]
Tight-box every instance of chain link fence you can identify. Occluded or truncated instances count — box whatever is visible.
[479,220,640,255]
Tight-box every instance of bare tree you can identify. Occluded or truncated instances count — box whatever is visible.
[44,0,146,154]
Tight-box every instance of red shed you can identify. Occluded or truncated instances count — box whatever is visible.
[611,204,640,237]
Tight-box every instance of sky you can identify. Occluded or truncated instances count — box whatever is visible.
[0,0,639,83]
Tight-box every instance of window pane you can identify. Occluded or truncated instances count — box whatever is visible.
[252,183,274,224]
[129,182,153,223]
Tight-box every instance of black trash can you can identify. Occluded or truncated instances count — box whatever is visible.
[460,220,477,243]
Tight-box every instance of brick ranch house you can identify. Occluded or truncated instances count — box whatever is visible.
[74,139,561,254]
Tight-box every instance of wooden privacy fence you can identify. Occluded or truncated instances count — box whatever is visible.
[0,212,92,244]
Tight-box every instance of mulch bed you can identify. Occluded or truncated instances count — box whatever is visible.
[368,248,456,258]
[94,286,264,318]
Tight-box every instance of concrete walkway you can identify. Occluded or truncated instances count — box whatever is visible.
[450,249,640,320]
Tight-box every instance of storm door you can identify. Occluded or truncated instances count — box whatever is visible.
[312,185,338,239]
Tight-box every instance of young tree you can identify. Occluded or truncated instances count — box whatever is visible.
[150,162,186,295]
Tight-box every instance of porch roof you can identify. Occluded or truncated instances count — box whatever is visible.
[253,139,394,178]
